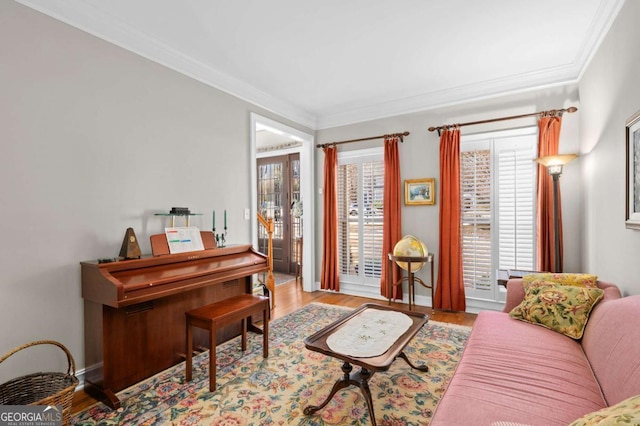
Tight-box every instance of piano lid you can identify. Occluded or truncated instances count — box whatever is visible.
[112,249,265,291]
[81,244,268,307]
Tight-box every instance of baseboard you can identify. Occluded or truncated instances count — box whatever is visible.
[315,281,505,314]
[338,282,387,300]
[465,297,506,314]
[74,367,87,391]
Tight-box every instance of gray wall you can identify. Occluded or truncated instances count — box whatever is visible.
[579,0,640,296]
[0,2,310,381]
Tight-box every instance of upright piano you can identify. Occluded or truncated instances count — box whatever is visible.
[81,243,268,408]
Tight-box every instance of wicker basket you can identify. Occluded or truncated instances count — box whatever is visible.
[0,340,78,425]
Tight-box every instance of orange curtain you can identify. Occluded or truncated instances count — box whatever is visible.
[380,136,402,299]
[435,128,466,311]
[321,146,340,291]
[536,115,563,272]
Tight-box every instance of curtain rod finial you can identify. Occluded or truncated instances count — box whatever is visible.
[427,126,437,132]
[567,106,578,113]
[398,131,410,142]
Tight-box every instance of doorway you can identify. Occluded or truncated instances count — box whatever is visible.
[257,153,301,274]
[250,113,314,292]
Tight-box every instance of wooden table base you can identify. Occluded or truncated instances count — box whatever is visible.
[303,352,429,426]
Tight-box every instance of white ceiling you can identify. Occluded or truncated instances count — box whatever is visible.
[18,0,625,129]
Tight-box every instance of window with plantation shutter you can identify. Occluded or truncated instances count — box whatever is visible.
[496,140,535,271]
[461,128,537,302]
[337,162,359,276]
[337,148,384,288]
[461,147,492,292]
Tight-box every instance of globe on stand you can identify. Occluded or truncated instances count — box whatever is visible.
[393,235,429,272]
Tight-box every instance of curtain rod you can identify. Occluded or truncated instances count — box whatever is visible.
[427,106,578,134]
[316,131,409,149]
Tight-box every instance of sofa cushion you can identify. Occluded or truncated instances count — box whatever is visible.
[430,311,606,426]
[509,282,604,339]
[503,280,621,313]
[567,394,640,426]
[522,273,598,288]
[582,295,640,406]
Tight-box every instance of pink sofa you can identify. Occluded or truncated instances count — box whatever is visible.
[430,280,640,425]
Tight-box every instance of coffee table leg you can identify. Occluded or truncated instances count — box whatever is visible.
[304,362,379,425]
[356,367,376,426]
[304,361,352,415]
[397,351,429,372]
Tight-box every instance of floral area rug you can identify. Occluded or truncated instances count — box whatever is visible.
[71,303,471,425]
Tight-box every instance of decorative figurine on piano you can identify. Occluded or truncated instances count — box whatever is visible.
[216,231,226,248]
[213,209,228,248]
[214,231,226,248]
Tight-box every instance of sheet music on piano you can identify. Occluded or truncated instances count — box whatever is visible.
[165,226,204,254]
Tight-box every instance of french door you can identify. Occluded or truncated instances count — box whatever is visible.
[257,154,301,273]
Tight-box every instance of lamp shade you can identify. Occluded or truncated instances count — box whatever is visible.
[534,154,578,167]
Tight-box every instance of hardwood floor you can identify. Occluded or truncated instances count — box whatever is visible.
[71,280,476,414]
[271,279,477,326]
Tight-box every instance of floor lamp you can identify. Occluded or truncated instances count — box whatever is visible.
[535,154,578,272]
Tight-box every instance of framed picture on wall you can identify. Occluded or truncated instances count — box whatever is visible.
[626,109,640,230]
[404,178,436,205]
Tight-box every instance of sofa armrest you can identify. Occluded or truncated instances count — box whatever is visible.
[597,281,622,300]
[502,279,525,312]
[502,279,622,313]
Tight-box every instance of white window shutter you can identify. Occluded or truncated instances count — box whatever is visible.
[496,144,535,271]
[337,163,358,275]
[337,149,384,285]
[460,148,492,291]
[362,161,384,278]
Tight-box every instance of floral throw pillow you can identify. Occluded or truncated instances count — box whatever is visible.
[509,282,604,339]
[522,273,598,288]
[567,394,640,426]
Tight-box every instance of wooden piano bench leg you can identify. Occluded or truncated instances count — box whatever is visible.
[209,321,217,391]
[185,318,193,382]
[241,317,247,352]
[262,300,269,358]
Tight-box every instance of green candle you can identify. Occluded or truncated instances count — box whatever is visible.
[224,210,227,229]
[212,210,215,230]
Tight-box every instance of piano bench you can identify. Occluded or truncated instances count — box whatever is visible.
[185,294,269,392]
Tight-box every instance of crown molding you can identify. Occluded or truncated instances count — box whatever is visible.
[575,0,626,80]
[16,0,317,130]
[316,0,625,130]
[17,0,625,132]
[316,66,580,129]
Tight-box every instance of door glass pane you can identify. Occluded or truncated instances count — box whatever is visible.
[290,157,302,271]
[258,161,284,239]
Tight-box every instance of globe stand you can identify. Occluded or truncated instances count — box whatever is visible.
[387,253,434,312]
